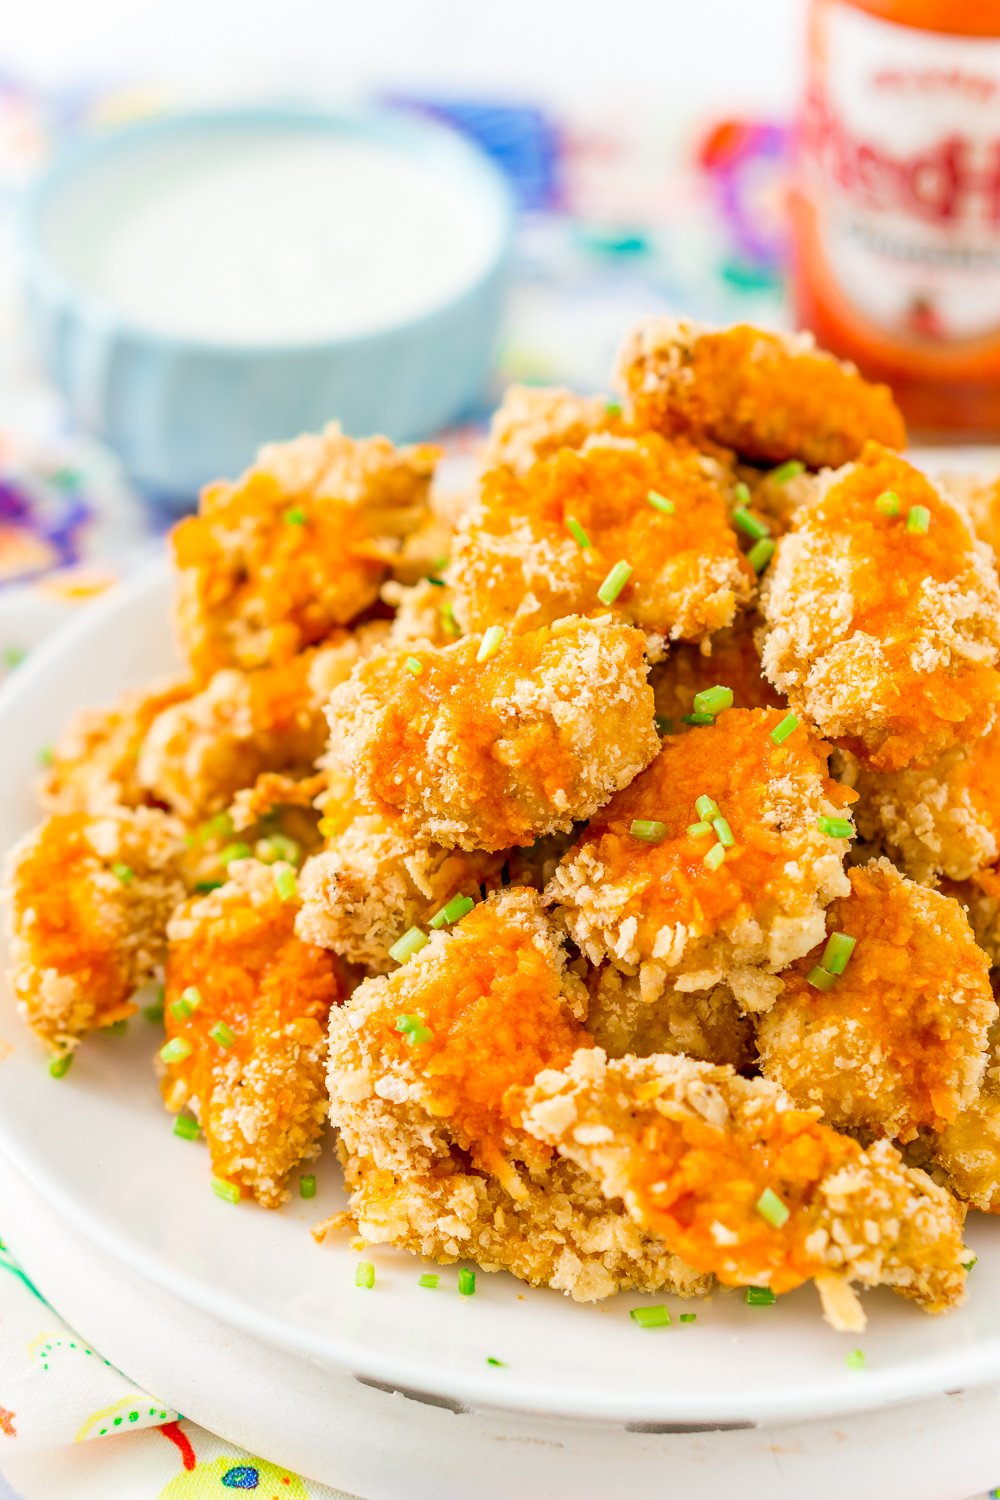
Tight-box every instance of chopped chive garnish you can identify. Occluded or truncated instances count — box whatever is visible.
[875,490,900,517]
[426,575,446,587]
[259,834,301,865]
[193,880,223,894]
[821,931,856,976]
[630,819,667,844]
[210,1021,235,1048]
[143,1000,165,1024]
[389,926,429,964]
[458,1267,477,1296]
[597,559,633,606]
[431,555,449,572]
[395,1013,424,1034]
[170,996,195,1022]
[356,1260,375,1289]
[712,816,735,848]
[747,538,776,573]
[679,1313,697,1323]
[38,745,53,767]
[404,656,423,675]
[629,1305,671,1328]
[440,602,462,638]
[692,685,733,717]
[202,811,235,841]
[111,862,135,886]
[173,1113,200,1141]
[274,866,298,903]
[756,1187,790,1229]
[419,1273,440,1289]
[682,712,715,726]
[654,714,673,736]
[647,489,675,515]
[212,1177,241,1205]
[284,506,307,526]
[687,821,712,838]
[486,1357,505,1367]
[817,815,854,839]
[733,481,751,506]
[606,401,622,418]
[744,1286,776,1306]
[907,504,931,534]
[181,986,202,1010]
[219,841,252,865]
[300,1174,317,1199]
[566,515,592,548]
[48,1052,73,1079]
[770,712,799,745]
[806,965,838,992]
[695,795,720,822]
[703,842,726,871]
[963,1256,978,1271]
[845,1349,866,1371]
[771,460,805,483]
[476,625,505,663]
[732,506,770,542]
[429,894,475,929]
[406,1025,432,1046]
[160,1037,192,1065]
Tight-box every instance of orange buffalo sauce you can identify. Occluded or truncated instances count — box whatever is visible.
[792,0,1000,438]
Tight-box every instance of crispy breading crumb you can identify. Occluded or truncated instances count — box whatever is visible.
[649,613,784,730]
[929,1019,1000,1213]
[480,384,616,476]
[584,965,755,1066]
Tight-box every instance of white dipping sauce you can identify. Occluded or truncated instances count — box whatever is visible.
[43,127,498,344]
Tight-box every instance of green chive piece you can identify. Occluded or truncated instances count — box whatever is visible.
[630,819,667,844]
[2,646,27,670]
[692,685,733,717]
[845,1349,866,1371]
[458,1267,477,1296]
[733,481,751,506]
[431,555,449,573]
[300,1174,317,1200]
[160,1037,192,1065]
[440,602,462,638]
[695,795,720,822]
[219,841,252,866]
[274,866,298,903]
[395,1013,424,1034]
[38,745,54,767]
[193,880,223,894]
[202,811,235,842]
[210,1021,235,1049]
[419,1273,439,1289]
[748,538,776,573]
[682,713,715,726]
[875,490,900,517]
[648,489,675,515]
[744,1286,776,1306]
[143,1001,165,1024]
[181,986,202,1010]
[486,1357,505,1367]
[212,1177,241,1205]
[654,714,673,736]
[687,821,712,838]
[963,1256,978,1271]
[770,712,800,745]
[48,1052,73,1079]
[258,834,301,866]
[679,1313,697,1323]
[732,506,770,542]
[566,515,592,548]
[284,505,307,526]
[355,1260,375,1289]
[404,656,423,676]
[807,965,838,992]
[597,559,633,606]
[756,1187,790,1229]
[704,842,726,871]
[629,1305,671,1328]
[170,997,195,1022]
[389,927,429,964]
[405,1025,433,1046]
[770,460,805,484]
[907,504,931,534]
[173,1113,200,1142]
[817,815,854,839]
[429,894,475,929]
[712,816,735,848]
[821,931,856,976]
[426,575,446,588]
[110,862,135,886]
[606,401,622,418]
[476,625,505,663]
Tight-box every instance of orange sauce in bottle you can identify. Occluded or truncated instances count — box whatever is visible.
[791,0,1000,438]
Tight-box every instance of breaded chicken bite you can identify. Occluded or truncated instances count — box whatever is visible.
[585,965,754,1067]
[518,1049,968,1328]
[615,318,905,470]
[161,859,344,1206]
[759,445,1000,772]
[928,1019,1000,1213]
[757,861,996,1142]
[546,706,853,1011]
[649,613,784,734]
[480,383,618,476]
[450,434,752,655]
[327,888,707,1299]
[7,809,185,1052]
[326,616,660,851]
[296,814,502,974]
[947,470,1000,567]
[171,423,437,679]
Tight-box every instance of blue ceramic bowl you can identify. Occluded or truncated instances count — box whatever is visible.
[19,106,513,501]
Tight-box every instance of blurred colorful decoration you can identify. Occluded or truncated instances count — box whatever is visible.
[697,117,789,290]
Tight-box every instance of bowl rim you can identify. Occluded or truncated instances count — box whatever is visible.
[18,101,515,358]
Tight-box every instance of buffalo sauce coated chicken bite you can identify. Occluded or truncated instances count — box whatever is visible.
[480,383,620,476]
[7,809,186,1052]
[325,615,660,851]
[759,445,1000,772]
[160,858,345,1207]
[546,706,853,1012]
[615,317,905,470]
[757,860,996,1143]
[928,1017,1000,1214]
[517,1049,969,1329]
[171,423,437,680]
[449,434,753,655]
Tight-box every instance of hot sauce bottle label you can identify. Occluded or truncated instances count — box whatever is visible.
[801,3,1000,347]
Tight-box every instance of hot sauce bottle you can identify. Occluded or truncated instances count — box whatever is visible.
[792,0,1000,438]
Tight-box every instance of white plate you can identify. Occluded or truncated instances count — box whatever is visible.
[1,560,999,1429]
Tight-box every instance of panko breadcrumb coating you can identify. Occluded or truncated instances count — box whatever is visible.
[949,470,1000,567]
[929,1020,1000,1213]
[162,859,344,1206]
[518,1049,968,1328]
[759,445,1000,772]
[649,614,783,733]
[171,423,437,679]
[757,860,996,1142]
[546,707,853,1010]
[585,965,754,1067]
[326,616,659,851]
[450,434,752,654]
[615,318,905,469]
[7,808,185,1051]
[480,384,617,476]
